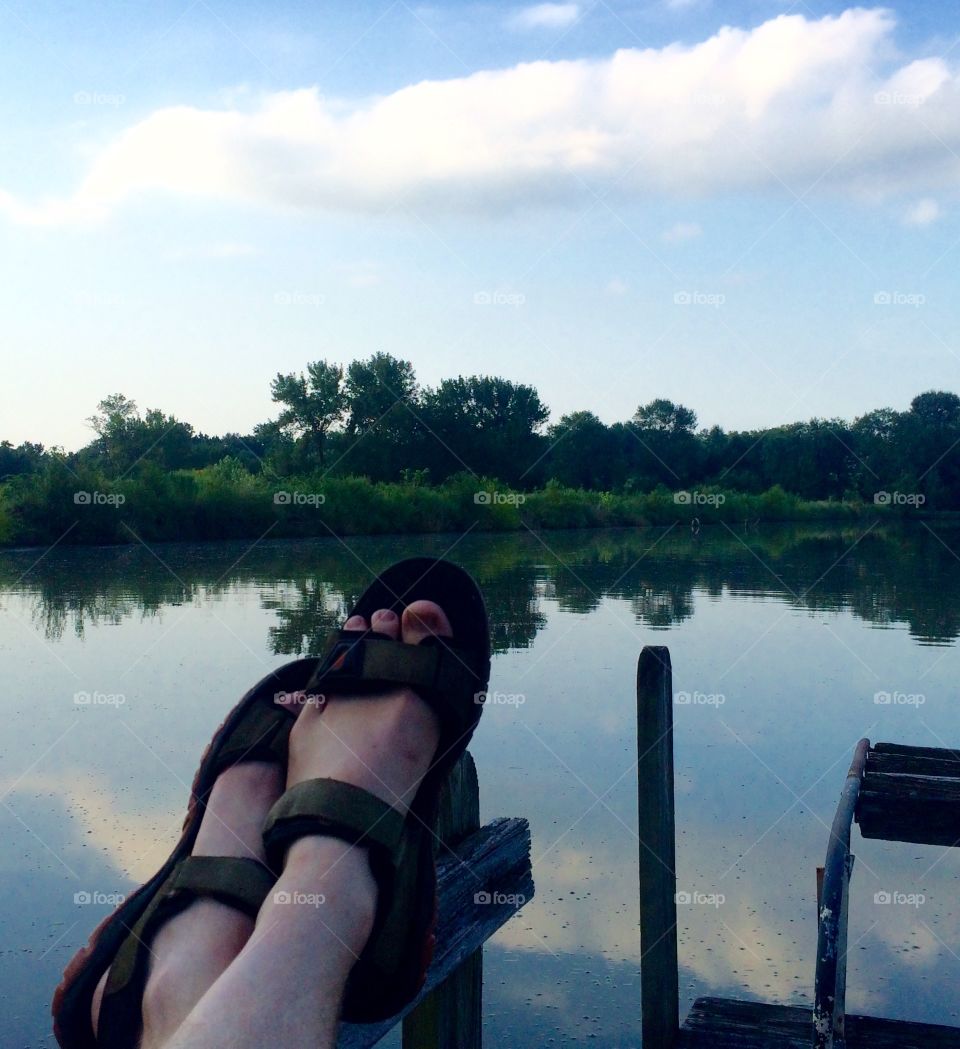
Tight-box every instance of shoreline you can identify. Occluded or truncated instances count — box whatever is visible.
[1,473,948,552]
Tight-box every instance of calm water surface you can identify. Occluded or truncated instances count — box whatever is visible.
[2,523,959,1046]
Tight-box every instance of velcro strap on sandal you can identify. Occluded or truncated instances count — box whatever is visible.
[97,856,274,1048]
[262,777,406,870]
[166,855,276,917]
[211,701,294,775]
[305,634,485,740]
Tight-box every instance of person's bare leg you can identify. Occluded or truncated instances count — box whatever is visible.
[166,602,449,1049]
[89,761,285,1049]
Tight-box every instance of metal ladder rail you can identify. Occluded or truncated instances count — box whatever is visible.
[813,738,870,1049]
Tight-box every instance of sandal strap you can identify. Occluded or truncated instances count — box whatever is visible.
[261,777,421,986]
[165,855,275,916]
[210,700,294,775]
[262,777,406,870]
[97,856,273,1048]
[305,633,486,744]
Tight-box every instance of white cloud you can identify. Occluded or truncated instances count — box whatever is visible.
[4,8,960,227]
[508,3,580,30]
[662,220,702,242]
[902,197,941,226]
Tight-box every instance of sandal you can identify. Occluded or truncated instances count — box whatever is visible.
[51,658,314,1048]
[262,556,491,1022]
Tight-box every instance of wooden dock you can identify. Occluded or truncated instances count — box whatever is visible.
[636,645,960,1049]
[679,998,960,1048]
[856,742,960,848]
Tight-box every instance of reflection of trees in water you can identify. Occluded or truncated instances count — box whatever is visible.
[261,581,349,656]
[6,523,960,649]
[476,566,546,652]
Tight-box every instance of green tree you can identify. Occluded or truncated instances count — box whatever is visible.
[420,376,549,484]
[0,440,45,478]
[87,394,140,472]
[270,361,347,468]
[336,354,420,480]
[909,390,960,428]
[627,399,700,488]
[545,411,614,489]
[345,353,418,436]
[633,398,697,434]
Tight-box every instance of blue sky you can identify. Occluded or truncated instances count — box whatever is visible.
[2,0,960,450]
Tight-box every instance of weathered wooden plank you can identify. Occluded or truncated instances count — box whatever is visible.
[338,815,533,1049]
[871,742,960,762]
[403,753,482,1049]
[637,645,679,1049]
[865,754,960,780]
[679,997,960,1048]
[856,743,960,847]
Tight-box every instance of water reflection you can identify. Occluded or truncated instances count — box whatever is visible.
[3,523,960,1047]
[5,523,960,648]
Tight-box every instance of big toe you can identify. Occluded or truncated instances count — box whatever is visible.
[401,600,452,644]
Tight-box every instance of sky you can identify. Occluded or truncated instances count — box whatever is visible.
[2,0,960,450]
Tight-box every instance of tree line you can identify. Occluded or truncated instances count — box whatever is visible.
[2,351,960,507]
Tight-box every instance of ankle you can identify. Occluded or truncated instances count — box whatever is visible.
[267,837,378,944]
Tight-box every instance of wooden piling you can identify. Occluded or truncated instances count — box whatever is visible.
[402,752,483,1049]
[637,645,679,1049]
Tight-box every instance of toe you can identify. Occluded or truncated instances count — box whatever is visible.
[344,614,367,631]
[401,600,453,644]
[371,608,400,639]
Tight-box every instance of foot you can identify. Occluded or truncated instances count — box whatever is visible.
[164,600,450,1049]
[90,760,286,1049]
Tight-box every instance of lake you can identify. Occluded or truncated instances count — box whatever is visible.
[3,522,959,1046]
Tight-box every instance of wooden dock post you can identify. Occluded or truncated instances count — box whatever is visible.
[402,752,483,1049]
[637,646,679,1049]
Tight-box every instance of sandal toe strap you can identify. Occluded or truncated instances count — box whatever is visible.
[305,634,488,744]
